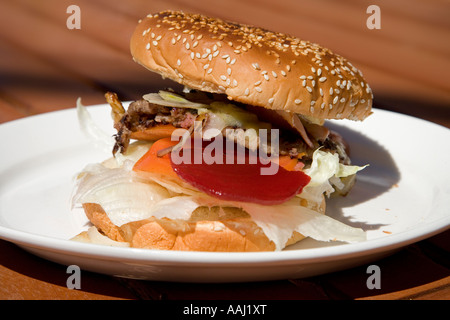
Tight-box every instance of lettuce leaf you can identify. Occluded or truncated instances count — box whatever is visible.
[301,149,367,203]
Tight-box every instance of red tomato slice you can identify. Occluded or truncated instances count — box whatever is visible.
[170,137,311,205]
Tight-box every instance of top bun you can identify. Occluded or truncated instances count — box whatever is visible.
[131,10,372,121]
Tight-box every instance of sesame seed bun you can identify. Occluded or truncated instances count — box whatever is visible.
[131,10,373,121]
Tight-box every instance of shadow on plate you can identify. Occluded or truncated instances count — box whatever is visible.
[320,121,400,230]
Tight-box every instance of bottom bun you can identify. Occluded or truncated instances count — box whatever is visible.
[72,198,325,252]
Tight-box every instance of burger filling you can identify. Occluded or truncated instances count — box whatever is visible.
[107,89,351,171]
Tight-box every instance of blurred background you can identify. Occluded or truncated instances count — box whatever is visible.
[0,0,449,126]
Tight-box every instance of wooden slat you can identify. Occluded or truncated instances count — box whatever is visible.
[0,241,136,300]
[0,40,104,119]
[361,277,450,300]
[315,244,450,300]
[0,1,178,102]
[0,97,28,123]
[116,277,330,300]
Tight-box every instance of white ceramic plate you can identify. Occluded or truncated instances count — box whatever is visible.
[0,105,449,283]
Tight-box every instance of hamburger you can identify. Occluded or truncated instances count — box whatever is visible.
[71,10,372,251]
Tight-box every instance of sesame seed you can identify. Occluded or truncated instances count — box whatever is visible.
[212,50,219,57]
[152,40,158,46]
[146,43,150,50]
[218,85,226,92]
[321,102,326,109]
[171,38,176,45]
[252,63,260,70]
[177,59,181,66]
[254,80,262,86]
[190,52,195,59]
[222,54,229,59]
[220,75,227,81]
[264,74,270,81]
[244,88,250,96]
[295,99,302,104]
[227,68,232,75]
[319,77,327,82]
[302,80,306,87]
[203,64,209,70]
[306,86,312,93]
[340,98,346,103]
[320,88,323,96]
[255,87,262,93]
[317,68,322,76]
[300,75,306,80]
[272,71,278,78]
[310,100,316,106]
[312,80,316,87]
[193,41,198,48]
[310,106,315,113]
[185,43,190,50]
[207,68,213,74]
[156,35,162,41]
[329,88,333,95]
[233,79,238,87]
[333,96,339,104]
[268,98,274,104]
[307,75,313,80]
[226,56,231,64]
[281,70,287,77]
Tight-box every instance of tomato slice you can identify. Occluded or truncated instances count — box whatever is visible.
[133,137,180,179]
[170,137,311,205]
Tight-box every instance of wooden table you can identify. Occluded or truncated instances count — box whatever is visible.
[0,0,449,300]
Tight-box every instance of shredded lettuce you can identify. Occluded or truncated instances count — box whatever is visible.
[76,98,115,153]
[301,149,367,203]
